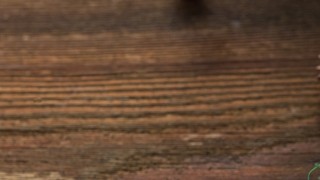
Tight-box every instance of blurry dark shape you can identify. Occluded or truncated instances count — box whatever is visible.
[176,0,211,25]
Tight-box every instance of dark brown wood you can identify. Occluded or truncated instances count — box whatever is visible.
[0,0,319,179]
[317,65,320,80]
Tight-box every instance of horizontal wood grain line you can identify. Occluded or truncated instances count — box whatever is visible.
[0,100,317,121]
[0,84,316,102]
[4,36,320,52]
[2,29,319,45]
[0,73,313,88]
[1,96,317,116]
[1,83,317,102]
[1,105,309,127]
[0,76,313,91]
[0,69,315,83]
[0,80,315,95]
[0,91,318,109]
[0,110,318,135]
[0,61,315,77]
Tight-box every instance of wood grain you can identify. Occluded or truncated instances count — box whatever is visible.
[0,0,320,179]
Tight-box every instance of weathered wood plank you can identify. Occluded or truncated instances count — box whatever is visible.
[0,0,319,179]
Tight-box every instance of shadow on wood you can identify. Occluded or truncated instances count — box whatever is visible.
[175,0,211,25]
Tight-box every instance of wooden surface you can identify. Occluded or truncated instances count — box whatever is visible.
[0,0,320,179]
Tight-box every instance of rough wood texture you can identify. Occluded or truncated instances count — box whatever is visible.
[0,0,320,179]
